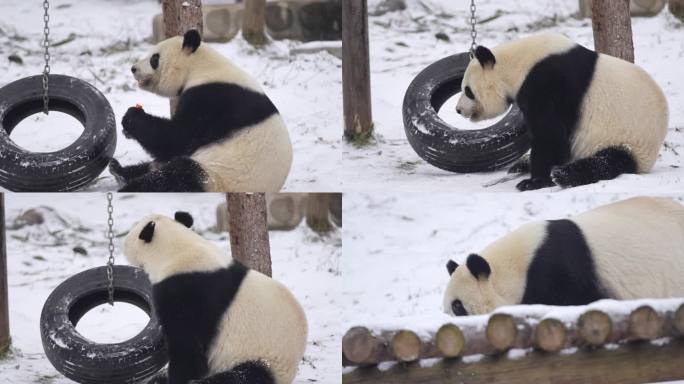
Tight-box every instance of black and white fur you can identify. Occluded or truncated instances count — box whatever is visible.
[456,33,668,191]
[443,197,684,316]
[111,30,293,192]
[124,212,307,384]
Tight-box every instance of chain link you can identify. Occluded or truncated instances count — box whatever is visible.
[106,192,115,306]
[42,0,51,115]
[469,0,477,59]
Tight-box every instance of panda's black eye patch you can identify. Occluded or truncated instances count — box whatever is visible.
[150,53,160,70]
[464,86,475,100]
[451,299,468,316]
[139,221,155,243]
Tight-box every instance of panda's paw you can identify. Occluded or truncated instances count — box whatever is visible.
[121,106,146,139]
[516,177,554,191]
[108,159,126,184]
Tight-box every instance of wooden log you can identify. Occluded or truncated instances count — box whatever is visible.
[533,318,566,353]
[486,313,517,351]
[342,326,391,365]
[391,330,421,362]
[628,305,661,340]
[342,339,684,384]
[242,0,268,46]
[342,0,373,142]
[577,309,612,346]
[435,323,464,358]
[0,194,9,355]
[226,193,272,277]
[674,303,684,335]
[591,0,635,63]
[306,193,332,233]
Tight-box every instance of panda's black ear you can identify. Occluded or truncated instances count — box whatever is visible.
[182,29,202,54]
[446,259,459,275]
[474,46,496,69]
[174,211,194,228]
[139,221,155,243]
[466,254,491,280]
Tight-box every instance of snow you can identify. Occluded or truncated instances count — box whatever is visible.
[0,0,341,192]
[0,193,341,384]
[343,0,684,193]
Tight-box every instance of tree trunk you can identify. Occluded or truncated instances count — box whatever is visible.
[242,0,268,46]
[0,194,10,355]
[671,0,684,21]
[342,0,373,142]
[591,0,634,63]
[226,193,272,277]
[306,193,332,233]
[161,0,204,114]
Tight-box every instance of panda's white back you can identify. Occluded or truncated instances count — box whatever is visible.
[572,197,684,299]
[207,269,308,384]
[572,54,668,172]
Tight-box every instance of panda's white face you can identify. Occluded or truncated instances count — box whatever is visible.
[442,254,505,316]
[130,30,203,97]
[455,47,511,122]
[124,211,229,283]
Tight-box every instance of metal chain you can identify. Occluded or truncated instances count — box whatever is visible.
[469,0,477,59]
[42,0,51,115]
[106,192,116,306]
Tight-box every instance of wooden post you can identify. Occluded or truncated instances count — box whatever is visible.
[591,0,634,63]
[671,0,684,21]
[0,194,10,355]
[226,193,272,277]
[342,0,373,142]
[306,193,332,233]
[242,0,268,46]
[161,0,203,114]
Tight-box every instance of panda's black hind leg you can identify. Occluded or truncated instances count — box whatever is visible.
[189,361,275,384]
[119,157,208,192]
[109,159,154,184]
[550,147,637,188]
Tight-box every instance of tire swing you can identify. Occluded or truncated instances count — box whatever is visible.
[0,0,116,192]
[402,0,529,173]
[40,193,167,384]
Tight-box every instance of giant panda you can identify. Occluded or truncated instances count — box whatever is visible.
[442,196,684,316]
[455,32,668,191]
[110,29,293,192]
[124,211,307,384]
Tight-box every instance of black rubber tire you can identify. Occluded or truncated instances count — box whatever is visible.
[0,74,116,191]
[402,53,530,173]
[40,265,167,384]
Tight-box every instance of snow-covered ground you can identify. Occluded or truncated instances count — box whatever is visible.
[0,0,342,192]
[343,0,684,192]
[0,193,342,384]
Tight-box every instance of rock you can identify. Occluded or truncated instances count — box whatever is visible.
[578,0,666,18]
[370,0,406,16]
[215,193,308,232]
[73,246,88,256]
[435,32,450,42]
[8,54,23,65]
[12,208,45,228]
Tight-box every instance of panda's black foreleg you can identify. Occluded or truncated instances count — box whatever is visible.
[108,158,154,183]
[188,361,275,384]
[119,157,208,192]
[550,147,637,188]
[516,138,565,191]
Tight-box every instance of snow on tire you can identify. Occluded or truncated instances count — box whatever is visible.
[40,265,167,384]
[0,74,116,191]
[402,53,530,173]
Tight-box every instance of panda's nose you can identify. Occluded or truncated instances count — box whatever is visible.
[456,108,462,115]
[131,66,137,74]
